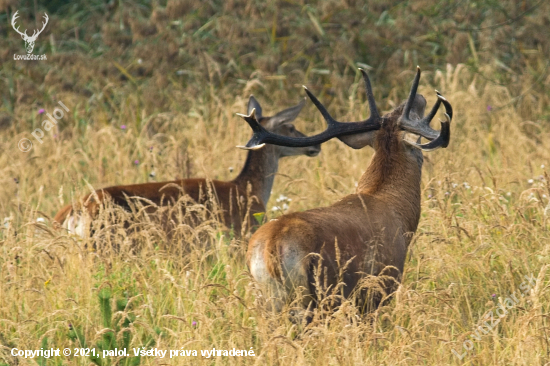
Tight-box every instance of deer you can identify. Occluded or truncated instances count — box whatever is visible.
[238,67,452,322]
[12,11,49,54]
[53,96,321,238]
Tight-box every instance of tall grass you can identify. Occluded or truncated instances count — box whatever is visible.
[1,63,549,365]
[1,0,550,364]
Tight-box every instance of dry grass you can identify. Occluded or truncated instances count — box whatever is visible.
[2,63,550,366]
[1,1,550,365]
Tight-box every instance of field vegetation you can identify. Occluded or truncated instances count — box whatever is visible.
[1,0,550,364]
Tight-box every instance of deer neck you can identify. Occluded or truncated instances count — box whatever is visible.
[232,144,279,207]
[356,128,423,232]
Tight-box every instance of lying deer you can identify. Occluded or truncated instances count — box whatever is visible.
[54,96,321,237]
[238,67,452,320]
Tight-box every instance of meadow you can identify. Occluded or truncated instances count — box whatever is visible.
[1,0,550,365]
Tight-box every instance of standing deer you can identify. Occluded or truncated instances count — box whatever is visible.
[12,11,49,54]
[240,67,452,320]
[53,96,321,238]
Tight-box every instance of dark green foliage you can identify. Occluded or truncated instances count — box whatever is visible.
[34,337,49,366]
[1,0,548,127]
[62,288,160,366]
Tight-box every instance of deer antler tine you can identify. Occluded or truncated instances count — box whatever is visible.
[236,143,266,150]
[303,86,339,127]
[236,108,269,149]
[438,94,453,120]
[403,66,421,119]
[407,112,451,151]
[236,108,260,132]
[236,107,256,118]
[359,69,379,119]
[422,97,442,126]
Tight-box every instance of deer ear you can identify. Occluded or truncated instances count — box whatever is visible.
[267,98,306,127]
[247,96,263,120]
[337,131,377,149]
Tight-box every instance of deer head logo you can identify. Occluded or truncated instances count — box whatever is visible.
[11,11,49,54]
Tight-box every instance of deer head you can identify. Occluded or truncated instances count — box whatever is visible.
[12,11,49,54]
[242,96,321,157]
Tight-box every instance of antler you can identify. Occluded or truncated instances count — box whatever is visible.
[399,66,453,151]
[29,13,48,40]
[237,67,452,151]
[11,11,29,38]
[237,69,382,149]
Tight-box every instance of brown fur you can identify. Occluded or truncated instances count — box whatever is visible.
[246,100,431,316]
[54,178,264,235]
[53,98,320,237]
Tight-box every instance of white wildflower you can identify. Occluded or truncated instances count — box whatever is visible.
[276,194,289,203]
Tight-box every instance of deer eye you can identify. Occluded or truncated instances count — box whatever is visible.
[287,125,295,133]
